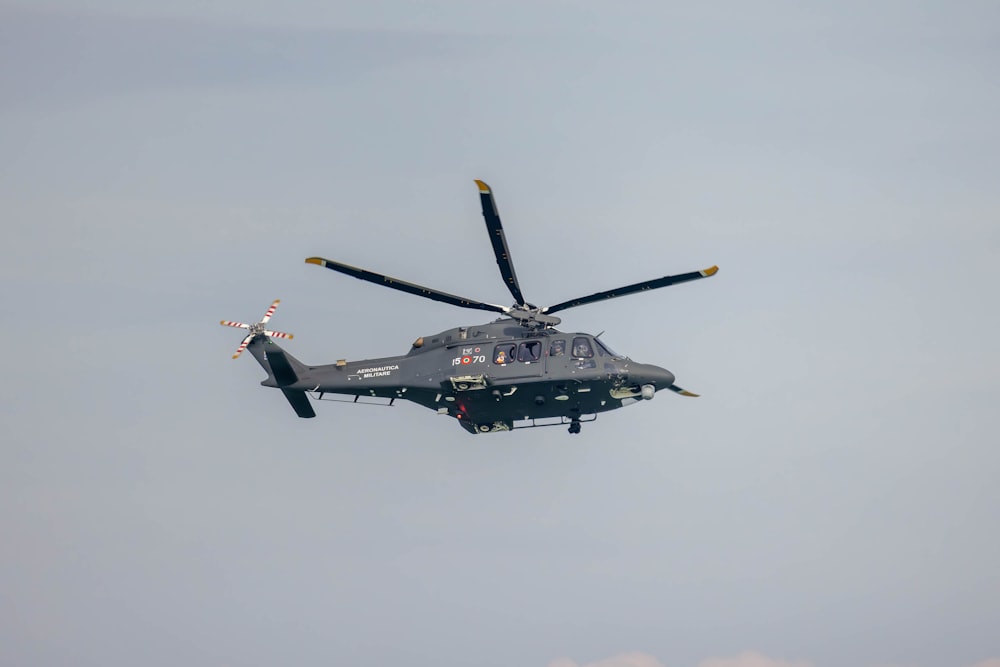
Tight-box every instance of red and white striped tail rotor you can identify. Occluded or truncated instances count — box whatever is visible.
[260,299,280,324]
[231,334,254,359]
[219,299,294,359]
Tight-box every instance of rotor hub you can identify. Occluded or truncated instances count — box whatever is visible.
[507,306,562,328]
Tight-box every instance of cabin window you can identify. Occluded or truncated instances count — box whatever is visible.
[571,337,593,358]
[549,339,566,357]
[493,343,516,365]
[518,340,542,363]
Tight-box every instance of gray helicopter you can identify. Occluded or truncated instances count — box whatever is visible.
[220,180,718,434]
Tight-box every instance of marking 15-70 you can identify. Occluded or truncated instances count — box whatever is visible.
[451,347,485,366]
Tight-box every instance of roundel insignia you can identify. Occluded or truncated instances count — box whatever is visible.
[461,356,472,365]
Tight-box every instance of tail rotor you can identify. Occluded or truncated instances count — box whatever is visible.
[220,299,294,359]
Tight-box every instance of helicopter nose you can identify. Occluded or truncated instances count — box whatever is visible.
[629,363,675,394]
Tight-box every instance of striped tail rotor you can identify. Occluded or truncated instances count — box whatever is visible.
[260,299,280,324]
[220,299,294,359]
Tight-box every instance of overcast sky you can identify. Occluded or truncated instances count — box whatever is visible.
[2,2,998,666]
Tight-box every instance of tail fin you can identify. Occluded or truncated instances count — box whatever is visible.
[247,339,316,418]
[220,300,315,418]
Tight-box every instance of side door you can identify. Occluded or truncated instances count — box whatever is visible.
[488,339,545,381]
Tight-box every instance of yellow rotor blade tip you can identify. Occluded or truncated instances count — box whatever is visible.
[474,179,490,193]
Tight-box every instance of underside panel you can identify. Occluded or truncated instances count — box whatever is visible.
[442,377,623,429]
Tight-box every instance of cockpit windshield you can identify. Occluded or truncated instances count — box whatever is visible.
[595,338,621,358]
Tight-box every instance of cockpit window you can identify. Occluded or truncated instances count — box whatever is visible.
[518,340,542,362]
[493,343,515,365]
[571,337,594,358]
[595,339,620,357]
[549,339,566,357]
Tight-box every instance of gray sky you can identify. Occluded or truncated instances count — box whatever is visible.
[2,2,998,666]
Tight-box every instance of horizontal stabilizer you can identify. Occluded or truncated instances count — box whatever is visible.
[281,389,316,418]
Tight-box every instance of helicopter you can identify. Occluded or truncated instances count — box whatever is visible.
[220,180,717,434]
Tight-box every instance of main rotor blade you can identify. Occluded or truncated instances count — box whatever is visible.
[544,266,719,314]
[305,257,509,315]
[475,180,527,306]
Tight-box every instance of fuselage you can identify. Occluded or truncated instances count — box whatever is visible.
[265,318,675,433]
